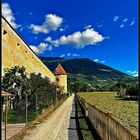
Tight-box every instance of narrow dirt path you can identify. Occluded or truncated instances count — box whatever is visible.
[23,94,79,140]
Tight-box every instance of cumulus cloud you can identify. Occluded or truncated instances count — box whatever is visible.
[2,3,20,29]
[30,43,53,54]
[45,28,105,48]
[29,14,63,34]
[127,70,138,77]
[113,16,119,22]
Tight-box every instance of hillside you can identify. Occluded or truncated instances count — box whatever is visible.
[40,57,136,87]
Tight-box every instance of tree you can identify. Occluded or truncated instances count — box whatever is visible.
[115,82,127,97]
[2,65,29,114]
[29,73,57,112]
[126,83,138,99]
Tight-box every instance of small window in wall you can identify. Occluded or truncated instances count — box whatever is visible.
[16,43,20,46]
[56,78,59,82]
[3,30,7,35]
[3,30,8,40]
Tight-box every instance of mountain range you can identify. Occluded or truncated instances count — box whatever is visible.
[40,57,137,87]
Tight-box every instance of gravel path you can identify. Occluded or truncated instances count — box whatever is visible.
[23,94,79,140]
[1,123,25,140]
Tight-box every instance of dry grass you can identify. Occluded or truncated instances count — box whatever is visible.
[78,92,138,137]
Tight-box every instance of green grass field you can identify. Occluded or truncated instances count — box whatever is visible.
[78,92,138,137]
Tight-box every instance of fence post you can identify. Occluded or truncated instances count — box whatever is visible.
[106,112,112,140]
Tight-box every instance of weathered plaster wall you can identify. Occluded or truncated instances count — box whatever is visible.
[2,17,55,82]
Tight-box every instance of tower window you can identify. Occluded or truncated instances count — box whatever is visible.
[56,78,59,81]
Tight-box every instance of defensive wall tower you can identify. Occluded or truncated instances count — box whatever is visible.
[54,64,67,93]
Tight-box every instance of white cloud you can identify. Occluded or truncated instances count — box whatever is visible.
[60,28,65,31]
[113,16,119,22]
[30,43,52,54]
[72,53,80,56]
[29,14,63,34]
[2,3,20,29]
[130,20,135,26]
[45,36,52,42]
[123,18,128,22]
[19,27,24,32]
[114,16,136,28]
[84,25,92,29]
[30,24,48,34]
[126,70,138,77]
[67,53,71,56]
[120,24,125,28]
[93,59,105,63]
[94,59,99,62]
[60,53,80,57]
[45,28,105,48]
[127,70,137,74]
[133,73,138,77]
[60,54,65,57]
[101,60,105,63]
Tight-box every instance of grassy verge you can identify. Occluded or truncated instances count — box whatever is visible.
[78,92,138,138]
[4,110,36,124]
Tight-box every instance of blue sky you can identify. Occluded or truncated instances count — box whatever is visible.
[2,0,138,76]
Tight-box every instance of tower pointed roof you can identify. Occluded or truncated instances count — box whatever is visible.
[54,64,67,75]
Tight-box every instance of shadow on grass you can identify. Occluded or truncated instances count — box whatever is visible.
[75,98,101,140]
[115,96,138,101]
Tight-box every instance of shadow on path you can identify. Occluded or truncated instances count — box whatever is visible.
[68,95,101,140]
[68,100,79,140]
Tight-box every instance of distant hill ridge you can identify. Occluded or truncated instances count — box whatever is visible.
[40,57,128,76]
[39,57,135,86]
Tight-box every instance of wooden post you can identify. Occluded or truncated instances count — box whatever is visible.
[25,94,28,125]
[56,86,58,103]
[5,95,8,140]
[2,91,12,140]
[36,94,38,116]
[106,112,112,140]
